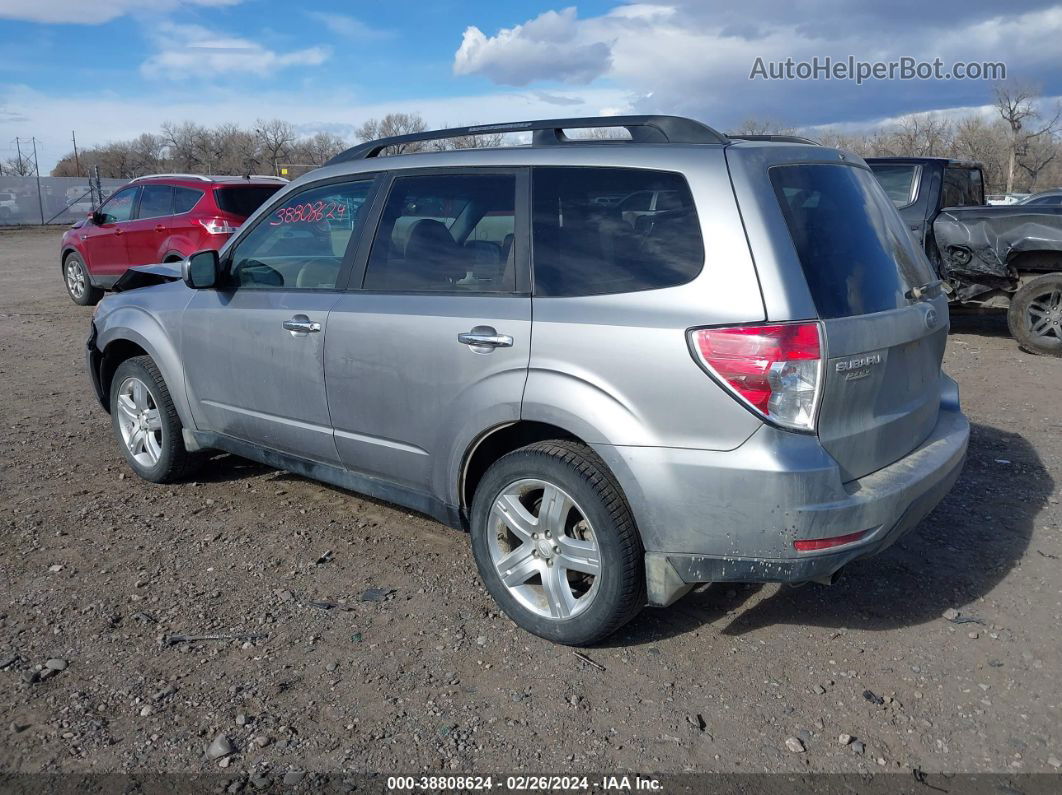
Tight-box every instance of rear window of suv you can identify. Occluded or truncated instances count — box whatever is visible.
[771,163,935,319]
[214,185,282,218]
[531,167,703,297]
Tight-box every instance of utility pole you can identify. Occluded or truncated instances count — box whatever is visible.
[31,137,44,225]
[14,137,24,175]
[72,130,82,178]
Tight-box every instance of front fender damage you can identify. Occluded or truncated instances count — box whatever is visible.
[933,208,1062,301]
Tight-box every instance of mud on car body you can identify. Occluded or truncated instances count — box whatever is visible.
[87,116,969,645]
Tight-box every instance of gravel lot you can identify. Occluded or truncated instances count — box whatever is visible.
[1,226,1060,779]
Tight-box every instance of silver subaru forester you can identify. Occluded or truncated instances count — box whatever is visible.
[87,116,969,645]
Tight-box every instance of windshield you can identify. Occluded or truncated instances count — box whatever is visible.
[868,164,920,207]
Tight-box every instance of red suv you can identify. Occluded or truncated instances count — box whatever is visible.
[61,174,285,305]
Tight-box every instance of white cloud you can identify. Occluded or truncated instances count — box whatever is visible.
[454,7,611,86]
[306,12,392,40]
[452,4,1062,128]
[140,23,329,79]
[0,0,241,25]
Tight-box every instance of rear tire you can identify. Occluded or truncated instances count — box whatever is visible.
[1008,273,1062,357]
[63,252,103,306]
[109,356,199,483]
[470,440,645,646]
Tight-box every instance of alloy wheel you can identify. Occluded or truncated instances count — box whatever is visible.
[65,259,86,299]
[116,377,164,467]
[1026,287,1062,343]
[488,478,601,620]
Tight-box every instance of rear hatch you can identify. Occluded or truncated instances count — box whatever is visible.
[768,161,947,481]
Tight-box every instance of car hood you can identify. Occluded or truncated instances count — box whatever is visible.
[112,261,183,292]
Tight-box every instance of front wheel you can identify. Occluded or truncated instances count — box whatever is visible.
[1008,272,1062,357]
[63,253,103,306]
[470,440,645,646]
[109,356,199,483]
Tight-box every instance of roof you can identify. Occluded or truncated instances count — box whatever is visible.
[865,156,984,169]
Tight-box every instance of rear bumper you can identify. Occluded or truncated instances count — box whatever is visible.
[592,376,969,606]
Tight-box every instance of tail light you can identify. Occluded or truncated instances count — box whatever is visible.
[197,217,238,235]
[689,322,823,431]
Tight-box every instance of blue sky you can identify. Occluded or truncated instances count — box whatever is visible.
[2,0,1062,172]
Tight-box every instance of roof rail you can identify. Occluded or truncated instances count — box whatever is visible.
[327,115,730,165]
[129,173,213,183]
[726,134,819,145]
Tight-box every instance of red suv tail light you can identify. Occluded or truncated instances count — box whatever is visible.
[689,322,823,432]
[197,217,239,235]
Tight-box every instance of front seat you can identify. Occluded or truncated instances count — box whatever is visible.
[402,218,463,288]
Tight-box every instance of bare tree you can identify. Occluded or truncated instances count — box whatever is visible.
[255,119,296,176]
[3,156,34,177]
[994,81,1062,193]
[355,112,428,154]
[733,118,797,136]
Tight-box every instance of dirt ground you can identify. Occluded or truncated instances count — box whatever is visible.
[1,226,1060,780]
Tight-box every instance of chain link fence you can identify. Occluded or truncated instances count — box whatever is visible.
[0,175,130,227]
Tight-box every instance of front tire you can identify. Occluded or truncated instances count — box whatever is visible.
[63,252,102,306]
[1008,272,1062,357]
[109,356,198,483]
[470,440,645,646]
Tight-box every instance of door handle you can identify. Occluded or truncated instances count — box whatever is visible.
[154,224,166,232]
[113,227,123,235]
[458,326,513,350]
[283,315,321,336]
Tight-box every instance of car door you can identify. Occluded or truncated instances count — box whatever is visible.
[122,183,173,265]
[326,169,531,500]
[79,185,139,278]
[182,177,378,464]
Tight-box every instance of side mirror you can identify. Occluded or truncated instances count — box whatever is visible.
[182,249,220,289]
[91,210,106,225]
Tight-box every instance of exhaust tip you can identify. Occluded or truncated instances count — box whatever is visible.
[811,568,844,587]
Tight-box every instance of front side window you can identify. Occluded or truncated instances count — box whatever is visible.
[137,185,173,219]
[532,167,704,297]
[99,187,139,224]
[228,180,373,289]
[363,173,516,292]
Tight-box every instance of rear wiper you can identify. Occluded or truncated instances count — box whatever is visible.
[905,279,943,300]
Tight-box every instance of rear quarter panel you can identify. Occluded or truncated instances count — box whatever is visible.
[524,148,766,451]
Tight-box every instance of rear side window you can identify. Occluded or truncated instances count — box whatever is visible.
[215,185,282,218]
[137,185,173,219]
[531,167,703,297]
[364,173,516,293]
[942,167,984,207]
[174,187,203,214]
[868,164,920,207]
[771,164,934,319]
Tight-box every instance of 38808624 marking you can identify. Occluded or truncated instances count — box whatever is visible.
[269,200,347,225]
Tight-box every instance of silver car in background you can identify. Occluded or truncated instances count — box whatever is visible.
[87,116,969,645]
